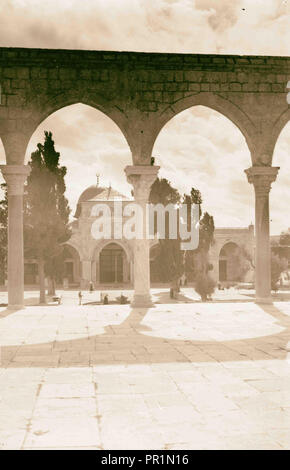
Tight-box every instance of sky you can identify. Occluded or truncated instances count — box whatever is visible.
[0,0,290,234]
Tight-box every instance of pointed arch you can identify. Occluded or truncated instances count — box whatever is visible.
[151,92,256,161]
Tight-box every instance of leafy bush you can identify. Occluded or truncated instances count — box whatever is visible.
[271,253,288,291]
[195,273,216,302]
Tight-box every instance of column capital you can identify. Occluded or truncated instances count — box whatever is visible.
[125,165,160,201]
[0,165,30,196]
[244,166,279,196]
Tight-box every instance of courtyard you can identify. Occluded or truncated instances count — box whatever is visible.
[0,294,290,450]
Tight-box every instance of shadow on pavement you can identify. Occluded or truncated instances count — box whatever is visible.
[1,301,290,368]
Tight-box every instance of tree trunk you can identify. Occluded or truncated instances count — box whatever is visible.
[170,279,179,298]
[38,258,46,304]
[47,277,56,296]
[52,278,56,296]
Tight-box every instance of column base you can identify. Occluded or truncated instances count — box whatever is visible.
[7,304,25,310]
[255,297,273,304]
[131,294,155,309]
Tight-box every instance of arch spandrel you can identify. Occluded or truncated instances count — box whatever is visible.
[271,107,290,161]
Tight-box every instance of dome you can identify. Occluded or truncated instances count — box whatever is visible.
[74,185,129,218]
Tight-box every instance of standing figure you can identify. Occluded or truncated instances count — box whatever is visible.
[78,291,83,305]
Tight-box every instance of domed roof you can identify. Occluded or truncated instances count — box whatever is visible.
[78,185,107,204]
[74,185,129,218]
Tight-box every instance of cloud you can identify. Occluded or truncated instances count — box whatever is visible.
[152,105,254,228]
[24,104,132,215]
[0,0,289,54]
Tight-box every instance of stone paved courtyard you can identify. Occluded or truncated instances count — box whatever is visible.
[1,294,290,450]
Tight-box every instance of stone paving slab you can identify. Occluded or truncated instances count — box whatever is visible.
[0,300,290,449]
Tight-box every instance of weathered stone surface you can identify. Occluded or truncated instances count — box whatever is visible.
[1,299,290,449]
[0,47,288,165]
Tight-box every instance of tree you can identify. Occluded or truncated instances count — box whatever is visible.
[272,230,290,264]
[279,230,290,246]
[0,183,8,285]
[149,178,184,297]
[230,245,254,282]
[24,131,71,303]
[184,188,216,301]
[149,177,180,206]
[271,253,288,292]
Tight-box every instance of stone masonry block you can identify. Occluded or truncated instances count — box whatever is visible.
[210,83,220,92]
[165,82,178,91]
[59,68,76,80]
[184,71,203,82]
[3,68,17,79]
[188,83,200,92]
[48,68,59,79]
[154,91,162,101]
[143,91,154,101]
[230,83,242,91]
[31,67,47,79]
[201,83,210,91]
[174,71,183,82]
[271,83,285,92]
[258,83,271,92]
[16,67,29,79]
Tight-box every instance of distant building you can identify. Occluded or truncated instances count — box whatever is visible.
[24,183,255,287]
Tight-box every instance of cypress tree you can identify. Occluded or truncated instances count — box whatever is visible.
[24,131,71,303]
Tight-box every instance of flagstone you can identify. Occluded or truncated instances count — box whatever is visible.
[1,299,290,449]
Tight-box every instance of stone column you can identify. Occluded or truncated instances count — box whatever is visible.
[0,165,30,308]
[125,165,159,308]
[245,166,279,303]
[81,260,91,289]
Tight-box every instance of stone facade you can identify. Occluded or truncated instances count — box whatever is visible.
[24,183,254,289]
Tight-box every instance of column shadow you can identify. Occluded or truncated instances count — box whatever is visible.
[0,302,290,368]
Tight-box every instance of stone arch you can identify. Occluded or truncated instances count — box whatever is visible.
[269,117,290,236]
[63,243,81,286]
[272,108,290,163]
[219,241,247,283]
[150,92,256,163]
[95,241,132,284]
[23,92,132,165]
[0,136,6,164]
[63,242,82,259]
[0,131,30,165]
[93,239,133,264]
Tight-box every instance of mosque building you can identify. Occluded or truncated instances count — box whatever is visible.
[24,180,255,288]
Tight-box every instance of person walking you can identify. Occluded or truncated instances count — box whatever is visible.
[78,291,83,305]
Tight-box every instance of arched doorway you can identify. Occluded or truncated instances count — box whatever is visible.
[63,244,81,286]
[99,243,127,284]
[219,242,240,282]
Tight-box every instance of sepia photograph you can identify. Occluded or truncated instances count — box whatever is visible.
[0,0,290,454]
